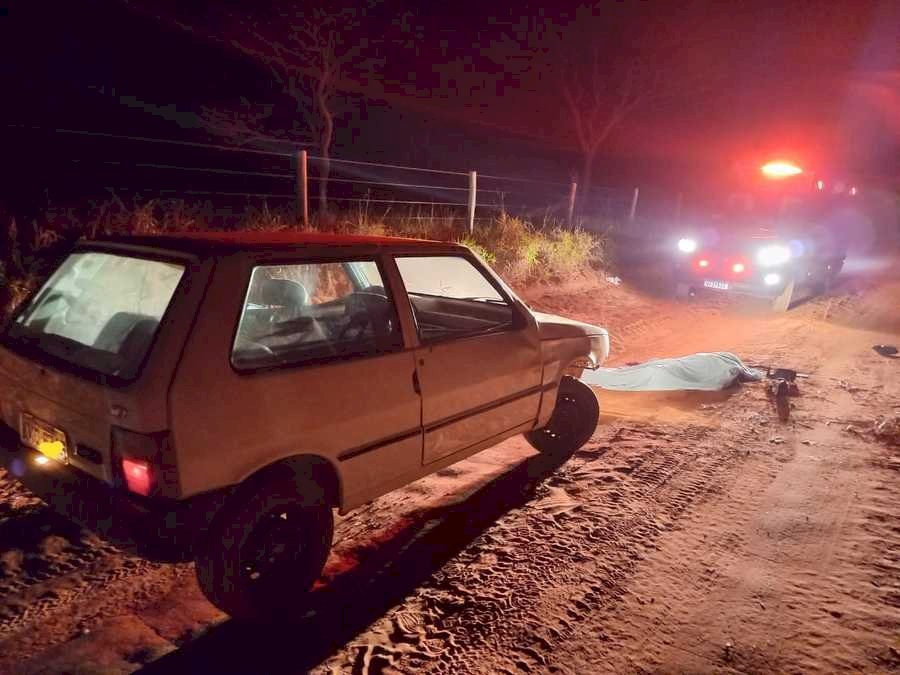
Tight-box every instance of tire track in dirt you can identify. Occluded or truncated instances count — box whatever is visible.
[316,388,764,674]
[546,293,900,673]
[0,475,187,671]
[2,269,896,673]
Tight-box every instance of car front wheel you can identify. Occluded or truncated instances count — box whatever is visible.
[526,376,600,456]
[195,471,334,621]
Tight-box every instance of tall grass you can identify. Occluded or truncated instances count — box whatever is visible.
[1,202,608,318]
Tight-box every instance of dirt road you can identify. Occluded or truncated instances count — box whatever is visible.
[1,260,899,674]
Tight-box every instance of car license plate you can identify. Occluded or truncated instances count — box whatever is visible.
[703,280,729,290]
[20,414,68,464]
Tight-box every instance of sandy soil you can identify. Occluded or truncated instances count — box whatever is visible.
[1,257,899,674]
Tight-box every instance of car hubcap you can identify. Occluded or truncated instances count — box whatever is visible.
[241,508,305,592]
[542,393,580,441]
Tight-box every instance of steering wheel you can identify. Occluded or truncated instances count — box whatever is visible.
[338,292,391,341]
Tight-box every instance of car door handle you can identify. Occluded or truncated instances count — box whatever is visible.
[412,369,421,395]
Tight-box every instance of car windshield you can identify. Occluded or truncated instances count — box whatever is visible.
[4,251,185,380]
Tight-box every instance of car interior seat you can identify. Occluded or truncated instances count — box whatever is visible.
[256,278,327,347]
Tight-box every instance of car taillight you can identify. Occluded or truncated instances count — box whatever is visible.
[728,258,750,277]
[112,427,171,497]
[693,255,713,273]
[121,458,154,496]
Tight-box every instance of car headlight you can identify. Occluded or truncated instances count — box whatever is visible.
[757,244,791,266]
[677,238,697,253]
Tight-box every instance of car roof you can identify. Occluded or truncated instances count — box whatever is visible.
[87,230,466,255]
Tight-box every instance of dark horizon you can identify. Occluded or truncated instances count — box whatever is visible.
[1,0,898,217]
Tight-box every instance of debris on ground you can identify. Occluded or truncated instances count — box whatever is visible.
[606,276,622,286]
[767,367,797,381]
[838,416,900,446]
[834,379,864,393]
[749,365,810,380]
[873,416,900,446]
[872,344,898,358]
[766,375,800,422]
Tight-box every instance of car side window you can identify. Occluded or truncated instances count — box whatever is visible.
[395,255,516,343]
[231,260,403,371]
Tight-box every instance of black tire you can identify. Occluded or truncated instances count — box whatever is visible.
[195,469,334,621]
[526,376,600,456]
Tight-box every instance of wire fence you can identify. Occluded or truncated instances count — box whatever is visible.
[5,125,644,232]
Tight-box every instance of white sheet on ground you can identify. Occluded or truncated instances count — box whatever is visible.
[581,352,763,391]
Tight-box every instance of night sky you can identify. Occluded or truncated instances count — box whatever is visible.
[1,0,897,210]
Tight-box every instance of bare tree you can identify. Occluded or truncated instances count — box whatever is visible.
[512,3,720,210]
[559,46,650,205]
[222,5,379,215]
[127,1,378,215]
[200,99,305,150]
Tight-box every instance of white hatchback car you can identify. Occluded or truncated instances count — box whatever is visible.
[0,231,609,619]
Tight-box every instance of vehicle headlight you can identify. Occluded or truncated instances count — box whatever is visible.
[677,238,697,253]
[757,244,791,266]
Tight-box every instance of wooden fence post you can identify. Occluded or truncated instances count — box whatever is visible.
[629,187,640,222]
[567,181,578,227]
[467,171,477,234]
[296,149,309,228]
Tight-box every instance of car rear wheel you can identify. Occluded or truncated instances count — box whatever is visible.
[526,376,600,456]
[195,471,334,622]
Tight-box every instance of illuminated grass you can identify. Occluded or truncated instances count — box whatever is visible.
[1,203,608,317]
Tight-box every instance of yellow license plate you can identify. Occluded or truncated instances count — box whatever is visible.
[20,414,68,464]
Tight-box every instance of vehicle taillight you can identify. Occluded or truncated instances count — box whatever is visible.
[121,458,154,496]
[693,255,712,273]
[728,259,750,277]
[112,427,171,497]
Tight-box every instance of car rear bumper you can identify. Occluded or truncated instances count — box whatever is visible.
[0,422,228,562]
[675,276,786,298]
[673,267,789,298]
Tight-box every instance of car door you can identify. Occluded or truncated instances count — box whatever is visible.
[392,254,543,465]
[172,256,423,510]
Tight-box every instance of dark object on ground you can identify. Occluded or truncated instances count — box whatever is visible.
[767,367,797,382]
[766,378,799,422]
[873,345,898,358]
[749,364,809,379]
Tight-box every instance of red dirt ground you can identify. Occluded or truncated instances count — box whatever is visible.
[1,256,899,674]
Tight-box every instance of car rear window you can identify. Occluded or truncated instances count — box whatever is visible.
[4,251,185,380]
